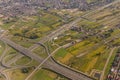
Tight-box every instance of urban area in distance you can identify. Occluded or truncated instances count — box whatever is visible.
[0,0,120,80]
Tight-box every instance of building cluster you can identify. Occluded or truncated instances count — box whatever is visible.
[0,0,115,17]
[107,50,120,80]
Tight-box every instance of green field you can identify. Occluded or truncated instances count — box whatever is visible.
[0,41,5,55]
[0,3,120,80]
[30,69,68,80]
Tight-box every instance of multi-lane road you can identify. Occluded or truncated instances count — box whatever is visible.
[0,37,93,80]
[29,0,120,50]
[0,1,120,80]
[2,0,119,68]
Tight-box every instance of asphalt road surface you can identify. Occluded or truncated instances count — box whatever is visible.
[0,37,93,80]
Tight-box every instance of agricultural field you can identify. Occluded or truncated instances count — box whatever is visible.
[0,9,84,80]
[85,2,120,28]
[33,46,48,58]
[0,1,120,80]
[51,3,120,79]
[0,9,85,48]
[2,67,68,80]
[52,27,120,79]
[30,69,68,80]
[0,41,5,56]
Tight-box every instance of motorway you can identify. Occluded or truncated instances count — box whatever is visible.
[3,0,120,68]
[25,46,62,80]
[0,1,119,80]
[28,17,83,50]
[28,0,120,51]
[0,37,93,80]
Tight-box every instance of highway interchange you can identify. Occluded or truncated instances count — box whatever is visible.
[0,34,93,80]
[0,0,120,80]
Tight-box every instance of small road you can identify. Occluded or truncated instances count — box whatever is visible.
[2,0,119,68]
[28,0,120,51]
[0,70,10,80]
[0,45,10,61]
[3,54,23,67]
[0,37,93,80]
[113,55,120,79]
[28,17,83,50]
[100,47,117,80]
[25,47,62,80]
[0,1,119,80]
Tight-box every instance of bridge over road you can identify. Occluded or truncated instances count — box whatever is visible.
[0,37,93,80]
